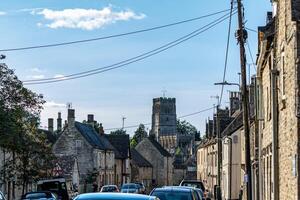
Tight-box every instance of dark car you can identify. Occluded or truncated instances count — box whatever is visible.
[100,185,119,192]
[37,178,69,200]
[176,186,205,200]
[121,183,139,194]
[150,186,200,200]
[73,193,158,200]
[21,191,57,200]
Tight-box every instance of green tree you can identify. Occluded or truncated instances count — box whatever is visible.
[177,120,201,141]
[0,63,54,194]
[110,129,126,135]
[130,124,148,148]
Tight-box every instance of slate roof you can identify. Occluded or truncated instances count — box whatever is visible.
[38,129,59,144]
[75,122,114,151]
[106,134,130,159]
[131,149,152,168]
[148,137,171,157]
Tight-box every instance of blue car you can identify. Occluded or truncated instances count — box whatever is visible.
[73,193,158,200]
[150,186,200,200]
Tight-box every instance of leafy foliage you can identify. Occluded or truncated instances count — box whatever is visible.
[0,63,55,193]
[130,124,148,148]
[110,129,126,135]
[177,120,201,141]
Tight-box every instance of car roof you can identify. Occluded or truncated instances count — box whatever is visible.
[75,193,153,200]
[181,180,203,183]
[102,185,117,187]
[152,186,192,193]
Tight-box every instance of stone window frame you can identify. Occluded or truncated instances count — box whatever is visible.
[75,140,82,148]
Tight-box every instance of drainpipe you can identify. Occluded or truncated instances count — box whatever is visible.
[224,136,232,200]
[271,50,279,200]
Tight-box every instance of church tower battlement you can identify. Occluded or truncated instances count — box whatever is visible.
[151,97,177,154]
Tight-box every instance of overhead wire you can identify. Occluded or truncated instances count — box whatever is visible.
[218,0,234,106]
[104,106,216,131]
[24,10,237,85]
[0,9,232,52]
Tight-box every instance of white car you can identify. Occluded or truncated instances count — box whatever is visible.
[0,191,6,200]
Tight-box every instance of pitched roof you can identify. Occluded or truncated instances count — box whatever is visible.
[148,137,171,157]
[131,149,152,168]
[106,134,130,159]
[75,122,114,150]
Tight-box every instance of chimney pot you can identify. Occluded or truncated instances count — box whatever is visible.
[68,109,75,127]
[57,112,62,132]
[87,114,94,123]
[48,118,54,133]
[99,123,104,135]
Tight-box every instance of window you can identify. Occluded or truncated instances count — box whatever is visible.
[75,140,82,148]
[280,51,287,99]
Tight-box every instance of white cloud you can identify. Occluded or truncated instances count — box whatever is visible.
[53,74,67,80]
[44,101,66,108]
[27,74,45,79]
[30,67,44,73]
[34,6,146,30]
[0,11,6,16]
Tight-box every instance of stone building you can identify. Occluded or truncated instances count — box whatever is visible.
[197,139,218,197]
[52,109,116,192]
[255,1,300,199]
[135,137,173,186]
[131,149,153,193]
[105,134,131,186]
[151,97,177,154]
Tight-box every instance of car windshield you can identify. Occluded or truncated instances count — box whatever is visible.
[102,186,117,192]
[151,191,192,200]
[122,184,137,189]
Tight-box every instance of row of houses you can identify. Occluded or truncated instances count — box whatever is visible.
[51,108,174,194]
[197,1,300,200]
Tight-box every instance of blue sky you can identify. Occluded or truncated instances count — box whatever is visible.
[0,0,271,135]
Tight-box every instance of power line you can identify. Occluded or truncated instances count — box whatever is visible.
[24,10,237,85]
[104,106,216,131]
[245,27,257,33]
[0,9,232,52]
[219,0,234,105]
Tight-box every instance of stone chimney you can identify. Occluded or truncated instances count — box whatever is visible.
[229,91,240,116]
[87,114,94,125]
[57,112,62,132]
[67,109,75,127]
[99,123,104,135]
[48,118,54,133]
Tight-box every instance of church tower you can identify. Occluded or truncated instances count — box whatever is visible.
[151,97,177,154]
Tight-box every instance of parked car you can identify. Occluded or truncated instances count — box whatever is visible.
[135,183,146,194]
[21,191,57,200]
[37,178,69,200]
[73,193,158,200]
[0,191,6,200]
[150,186,200,200]
[176,186,206,200]
[121,183,140,194]
[100,185,119,192]
[179,180,209,199]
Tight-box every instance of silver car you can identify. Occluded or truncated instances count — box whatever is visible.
[73,193,158,200]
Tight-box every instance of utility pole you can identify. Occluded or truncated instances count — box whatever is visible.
[236,0,252,200]
[122,116,126,129]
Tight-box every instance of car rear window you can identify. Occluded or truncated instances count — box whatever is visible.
[181,182,205,191]
[151,191,192,200]
[24,193,49,199]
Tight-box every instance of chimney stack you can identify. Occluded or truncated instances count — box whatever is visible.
[229,92,240,116]
[48,118,54,133]
[87,114,94,124]
[99,123,104,135]
[68,109,75,127]
[57,112,62,132]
